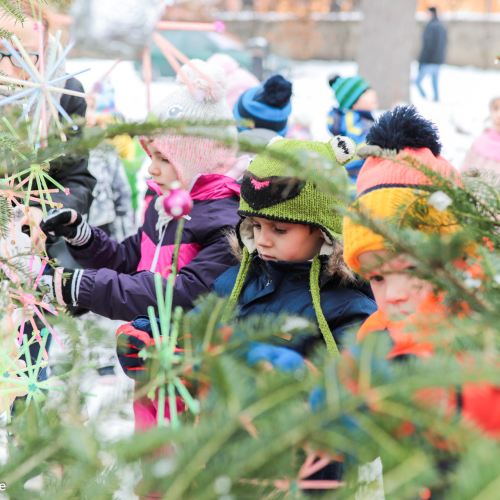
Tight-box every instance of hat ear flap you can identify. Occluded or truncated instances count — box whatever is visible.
[329,136,356,165]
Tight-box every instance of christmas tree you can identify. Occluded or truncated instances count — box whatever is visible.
[0,2,499,500]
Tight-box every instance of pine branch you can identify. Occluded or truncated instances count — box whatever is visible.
[0,0,26,23]
[0,194,11,238]
[0,27,12,39]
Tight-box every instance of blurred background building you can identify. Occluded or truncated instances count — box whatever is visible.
[153,0,500,71]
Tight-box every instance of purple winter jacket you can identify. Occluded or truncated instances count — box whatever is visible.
[68,174,241,321]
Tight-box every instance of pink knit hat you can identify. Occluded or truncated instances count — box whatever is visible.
[140,59,237,189]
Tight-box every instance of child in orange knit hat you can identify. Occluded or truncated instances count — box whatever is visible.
[343,106,500,441]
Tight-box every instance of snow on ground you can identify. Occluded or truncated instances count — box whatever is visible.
[67,57,500,169]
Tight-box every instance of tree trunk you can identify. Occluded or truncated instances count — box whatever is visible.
[357,0,419,109]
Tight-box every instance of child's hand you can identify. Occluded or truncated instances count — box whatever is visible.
[40,208,93,247]
[41,267,80,307]
[116,316,161,382]
[246,342,305,373]
[20,207,45,253]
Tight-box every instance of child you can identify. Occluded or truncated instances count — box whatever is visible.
[327,75,378,195]
[343,106,500,440]
[212,135,377,357]
[461,96,500,180]
[85,90,135,242]
[39,60,241,322]
[234,74,293,136]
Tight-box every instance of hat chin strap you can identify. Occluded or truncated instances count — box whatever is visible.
[238,217,335,257]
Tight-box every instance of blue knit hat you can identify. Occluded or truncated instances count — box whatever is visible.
[234,75,292,135]
[329,75,370,110]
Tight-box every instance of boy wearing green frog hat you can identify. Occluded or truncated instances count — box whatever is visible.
[213,136,377,357]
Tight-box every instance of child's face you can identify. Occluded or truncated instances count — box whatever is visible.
[358,250,433,321]
[352,89,379,112]
[147,143,179,195]
[251,217,325,263]
[491,99,500,132]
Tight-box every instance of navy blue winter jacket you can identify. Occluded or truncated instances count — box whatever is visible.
[212,256,377,356]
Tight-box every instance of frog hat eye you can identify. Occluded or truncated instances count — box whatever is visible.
[166,105,184,119]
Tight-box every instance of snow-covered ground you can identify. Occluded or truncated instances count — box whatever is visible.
[67,57,500,169]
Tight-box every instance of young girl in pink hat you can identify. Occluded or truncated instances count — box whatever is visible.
[462,96,500,180]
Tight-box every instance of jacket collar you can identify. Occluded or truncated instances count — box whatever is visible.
[252,255,332,288]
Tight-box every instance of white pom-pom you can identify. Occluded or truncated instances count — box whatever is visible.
[176,59,227,102]
[267,135,285,147]
[330,135,356,164]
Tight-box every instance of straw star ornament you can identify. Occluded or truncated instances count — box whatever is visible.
[5,161,68,217]
[0,22,89,144]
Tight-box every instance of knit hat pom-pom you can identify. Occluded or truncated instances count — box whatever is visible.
[262,75,292,108]
[176,59,228,102]
[367,105,442,157]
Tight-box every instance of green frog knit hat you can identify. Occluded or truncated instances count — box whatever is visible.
[223,135,357,356]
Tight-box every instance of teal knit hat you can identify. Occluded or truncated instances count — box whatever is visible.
[222,136,357,356]
[330,75,370,110]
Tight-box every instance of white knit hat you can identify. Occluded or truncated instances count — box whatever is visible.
[140,59,238,188]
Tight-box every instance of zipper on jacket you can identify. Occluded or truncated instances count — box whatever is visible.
[150,225,167,273]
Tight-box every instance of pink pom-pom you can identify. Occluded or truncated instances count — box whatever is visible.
[176,60,227,102]
[214,21,226,34]
[163,184,193,220]
[65,188,70,196]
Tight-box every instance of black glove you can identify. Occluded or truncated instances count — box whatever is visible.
[40,266,84,307]
[40,208,93,247]
[116,316,162,381]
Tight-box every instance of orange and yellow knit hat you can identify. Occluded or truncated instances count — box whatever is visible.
[343,106,461,275]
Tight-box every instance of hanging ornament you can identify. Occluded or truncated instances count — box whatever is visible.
[0,25,89,145]
[70,0,165,59]
[5,161,69,217]
[162,182,193,220]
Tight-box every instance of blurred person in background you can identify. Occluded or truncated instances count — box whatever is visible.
[415,6,447,102]
[0,2,96,379]
[0,2,96,256]
[461,96,500,180]
[234,74,292,147]
[327,74,378,196]
[86,80,135,242]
